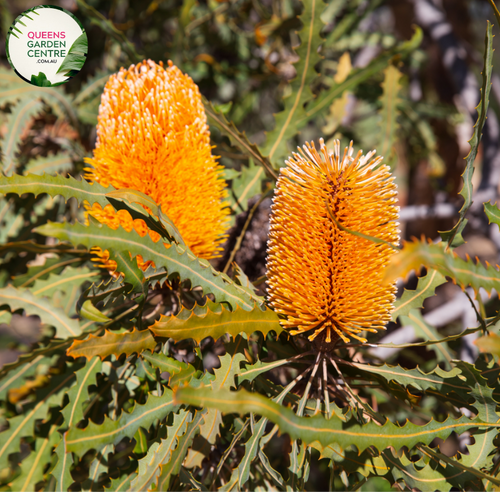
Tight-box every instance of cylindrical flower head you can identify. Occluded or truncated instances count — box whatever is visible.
[85,60,229,262]
[266,139,400,344]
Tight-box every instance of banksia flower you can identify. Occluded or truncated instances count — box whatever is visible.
[85,60,230,272]
[266,139,399,344]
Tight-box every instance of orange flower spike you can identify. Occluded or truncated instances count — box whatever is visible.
[266,139,400,344]
[85,60,230,263]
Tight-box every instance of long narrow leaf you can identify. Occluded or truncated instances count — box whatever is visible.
[150,303,280,343]
[299,27,423,127]
[384,239,500,296]
[0,285,81,338]
[260,0,326,165]
[0,97,44,175]
[67,329,156,360]
[440,21,493,245]
[65,389,177,456]
[203,98,275,179]
[174,386,497,454]
[36,221,258,311]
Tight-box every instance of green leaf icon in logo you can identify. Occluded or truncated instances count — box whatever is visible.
[56,32,88,77]
[30,72,52,87]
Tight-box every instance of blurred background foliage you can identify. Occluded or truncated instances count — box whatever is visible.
[2,0,500,260]
[1,0,500,491]
[1,0,500,349]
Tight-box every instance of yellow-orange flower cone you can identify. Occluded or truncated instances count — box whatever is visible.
[266,139,400,344]
[85,59,230,272]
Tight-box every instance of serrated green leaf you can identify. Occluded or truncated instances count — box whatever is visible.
[229,160,267,215]
[392,269,447,321]
[105,473,137,491]
[260,0,326,165]
[140,351,187,375]
[440,21,493,246]
[155,410,204,492]
[454,360,499,423]
[62,358,103,428]
[169,364,199,388]
[0,285,81,338]
[0,70,77,123]
[30,266,99,301]
[66,388,177,456]
[105,188,158,218]
[286,440,307,491]
[397,450,487,492]
[0,172,113,206]
[110,245,147,295]
[484,201,500,232]
[0,353,56,401]
[36,221,257,311]
[133,427,148,454]
[237,415,268,488]
[82,444,111,492]
[174,386,498,455]
[150,303,280,343]
[384,240,500,296]
[237,356,306,384]
[10,428,60,492]
[338,359,470,401]
[67,329,156,360]
[13,256,86,288]
[0,240,87,257]
[179,467,208,492]
[24,153,73,175]
[0,190,60,244]
[418,444,500,489]
[377,65,402,160]
[129,409,192,491]
[0,97,44,175]
[79,300,111,323]
[183,341,246,470]
[77,276,129,312]
[322,444,390,478]
[72,72,110,106]
[487,0,500,27]
[0,371,76,471]
[52,357,102,491]
[184,407,223,469]
[104,194,181,246]
[0,338,70,378]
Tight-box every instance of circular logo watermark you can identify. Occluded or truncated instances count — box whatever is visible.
[6,5,87,87]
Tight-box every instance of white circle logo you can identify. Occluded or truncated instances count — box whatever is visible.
[6,5,87,87]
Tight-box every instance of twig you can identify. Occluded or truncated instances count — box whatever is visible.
[297,352,322,416]
[463,290,488,335]
[369,287,496,360]
[211,419,249,490]
[322,357,331,419]
[329,355,385,425]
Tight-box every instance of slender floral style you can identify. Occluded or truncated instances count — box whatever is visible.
[266,139,400,344]
[85,59,230,270]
